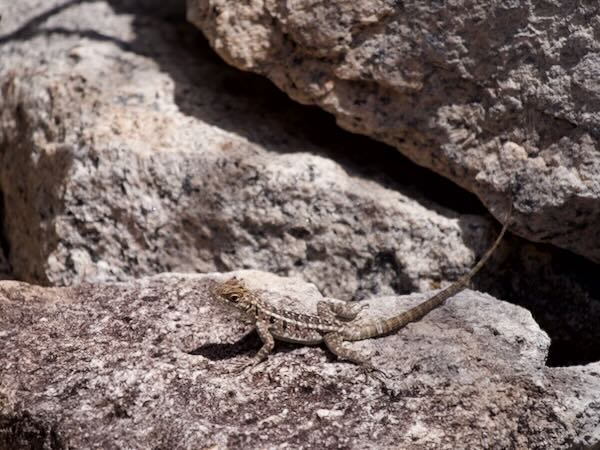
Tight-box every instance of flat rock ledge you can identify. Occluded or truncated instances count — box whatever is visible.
[1,271,598,449]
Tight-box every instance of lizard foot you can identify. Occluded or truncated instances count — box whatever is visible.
[360,362,390,382]
[229,357,265,374]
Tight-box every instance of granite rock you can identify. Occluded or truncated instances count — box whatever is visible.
[0,4,599,448]
[1,271,598,449]
[188,0,600,263]
[0,0,496,299]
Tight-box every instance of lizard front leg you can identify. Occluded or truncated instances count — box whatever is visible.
[232,316,274,372]
[253,317,275,363]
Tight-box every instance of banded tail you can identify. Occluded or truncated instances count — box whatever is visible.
[348,216,510,341]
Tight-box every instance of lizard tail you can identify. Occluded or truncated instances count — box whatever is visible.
[345,214,511,341]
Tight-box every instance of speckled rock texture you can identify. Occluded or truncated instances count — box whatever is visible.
[1,3,600,448]
[0,0,497,298]
[188,0,600,263]
[0,0,598,363]
[0,271,598,449]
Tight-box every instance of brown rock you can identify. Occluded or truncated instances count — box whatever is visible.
[0,271,598,449]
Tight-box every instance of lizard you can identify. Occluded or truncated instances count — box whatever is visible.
[211,216,510,372]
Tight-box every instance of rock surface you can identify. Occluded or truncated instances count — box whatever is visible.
[188,0,600,263]
[0,3,600,448]
[1,271,598,449]
[0,0,496,298]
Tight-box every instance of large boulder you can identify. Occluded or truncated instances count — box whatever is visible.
[188,0,600,263]
[0,0,495,298]
[1,271,598,448]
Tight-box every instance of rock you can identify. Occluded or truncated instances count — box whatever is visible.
[1,3,600,446]
[480,242,600,368]
[0,271,598,449]
[188,0,600,263]
[0,0,496,299]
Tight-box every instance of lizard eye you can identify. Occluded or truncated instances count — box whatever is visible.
[227,293,240,302]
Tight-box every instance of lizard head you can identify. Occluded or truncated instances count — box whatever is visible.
[212,277,252,311]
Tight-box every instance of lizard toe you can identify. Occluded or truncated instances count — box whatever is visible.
[360,362,390,381]
[230,356,267,374]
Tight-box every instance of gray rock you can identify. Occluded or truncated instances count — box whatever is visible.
[0,272,598,449]
[0,3,599,447]
[0,0,496,299]
[0,0,599,364]
[188,0,600,263]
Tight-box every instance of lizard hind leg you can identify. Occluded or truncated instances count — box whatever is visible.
[323,332,371,366]
[324,332,389,380]
[318,301,367,322]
